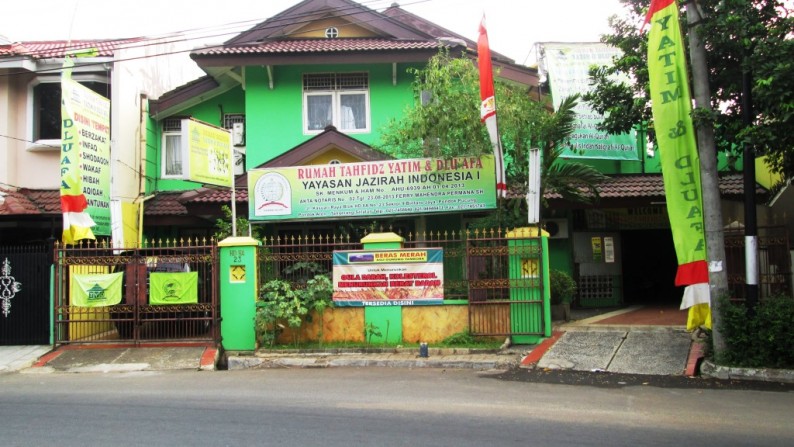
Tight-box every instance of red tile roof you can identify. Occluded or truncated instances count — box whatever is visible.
[144,192,188,216]
[0,188,61,216]
[0,39,138,59]
[0,174,761,218]
[194,38,441,56]
[540,173,759,200]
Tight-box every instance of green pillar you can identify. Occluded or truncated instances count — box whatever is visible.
[361,232,404,344]
[506,227,551,344]
[218,236,261,351]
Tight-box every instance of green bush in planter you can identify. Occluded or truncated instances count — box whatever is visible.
[549,269,576,305]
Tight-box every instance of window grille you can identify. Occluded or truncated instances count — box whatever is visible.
[223,114,245,129]
[303,73,368,91]
[163,118,182,132]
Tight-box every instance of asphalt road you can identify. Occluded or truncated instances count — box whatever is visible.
[3,368,793,446]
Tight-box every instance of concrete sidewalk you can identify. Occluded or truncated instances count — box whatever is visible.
[13,345,218,374]
[534,329,692,375]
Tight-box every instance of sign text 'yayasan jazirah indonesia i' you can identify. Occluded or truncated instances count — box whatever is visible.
[248,155,497,221]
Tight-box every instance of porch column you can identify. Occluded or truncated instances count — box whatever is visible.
[360,232,404,344]
[218,236,261,351]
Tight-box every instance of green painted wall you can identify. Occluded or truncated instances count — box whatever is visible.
[152,88,246,192]
[244,63,421,168]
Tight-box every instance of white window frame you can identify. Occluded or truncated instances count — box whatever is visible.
[161,119,185,179]
[302,73,370,135]
[26,74,109,152]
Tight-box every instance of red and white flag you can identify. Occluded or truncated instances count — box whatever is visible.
[477,15,507,199]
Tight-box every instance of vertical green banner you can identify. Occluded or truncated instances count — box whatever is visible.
[61,63,112,236]
[646,0,708,286]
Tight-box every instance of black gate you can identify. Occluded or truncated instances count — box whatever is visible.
[0,244,52,345]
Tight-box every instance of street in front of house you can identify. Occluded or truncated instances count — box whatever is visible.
[2,368,793,446]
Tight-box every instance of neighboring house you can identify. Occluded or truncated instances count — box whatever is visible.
[0,36,206,244]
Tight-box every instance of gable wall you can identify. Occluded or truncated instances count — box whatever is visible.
[244,62,422,168]
[291,18,380,38]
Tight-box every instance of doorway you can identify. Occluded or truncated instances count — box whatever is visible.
[621,229,681,306]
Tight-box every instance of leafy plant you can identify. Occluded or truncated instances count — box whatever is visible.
[549,269,576,305]
[440,330,503,348]
[258,279,307,348]
[213,204,262,240]
[713,293,794,368]
[255,263,334,348]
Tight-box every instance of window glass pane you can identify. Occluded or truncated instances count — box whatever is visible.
[34,83,61,140]
[307,95,333,130]
[33,81,110,140]
[340,94,366,130]
[165,134,182,176]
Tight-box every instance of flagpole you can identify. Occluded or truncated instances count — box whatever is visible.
[478,15,507,201]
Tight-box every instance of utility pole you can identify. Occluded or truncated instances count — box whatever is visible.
[686,1,727,353]
[742,64,759,312]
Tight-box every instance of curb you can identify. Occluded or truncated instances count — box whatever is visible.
[520,331,563,367]
[685,341,706,377]
[200,347,218,371]
[226,352,520,371]
[700,360,794,384]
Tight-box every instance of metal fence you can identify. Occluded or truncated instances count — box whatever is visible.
[53,239,219,346]
[257,228,547,338]
[724,226,792,301]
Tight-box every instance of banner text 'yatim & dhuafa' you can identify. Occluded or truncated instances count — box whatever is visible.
[60,57,111,243]
[646,0,710,329]
[248,156,497,221]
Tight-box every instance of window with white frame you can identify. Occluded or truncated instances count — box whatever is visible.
[29,75,109,148]
[303,72,369,133]
[162,118,184,178]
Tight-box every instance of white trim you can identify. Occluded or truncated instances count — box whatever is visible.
[302,90,370,135]
[25,73,109,151]
[161,130,184,179]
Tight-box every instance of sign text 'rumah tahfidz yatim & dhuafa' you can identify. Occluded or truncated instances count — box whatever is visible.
[645,0,710,330]
[332,249,444,307]
[247,156,497,221]
[60,57,111,243]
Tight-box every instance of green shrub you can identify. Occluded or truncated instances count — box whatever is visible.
[714,293,794,369]
[549,269,576,305]
[256,273,333,348]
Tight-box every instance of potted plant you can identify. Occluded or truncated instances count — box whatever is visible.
[549,269,576,321]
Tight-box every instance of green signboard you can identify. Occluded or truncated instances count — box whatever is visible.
[248,156,497,221]
[541,43,638,160]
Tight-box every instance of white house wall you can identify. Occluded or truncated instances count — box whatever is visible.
[111,37,205,202]
[1,71,58,190]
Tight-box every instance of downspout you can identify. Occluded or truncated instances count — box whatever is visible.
[138,194,155,247]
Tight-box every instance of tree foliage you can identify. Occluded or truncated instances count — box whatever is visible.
[585,0,794,179]
[377,50,607,226]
